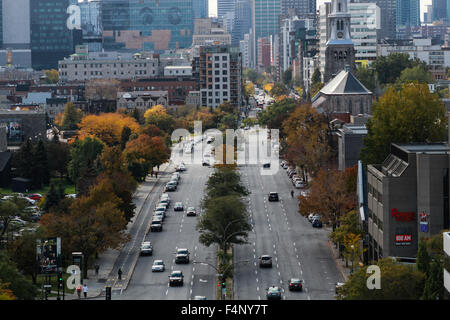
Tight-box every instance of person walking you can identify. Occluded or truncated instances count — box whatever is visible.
[118,268,122,280]
[94,264,99,276]
[76,284,82,299]
[83,284,88,298]
[291,190,294,198]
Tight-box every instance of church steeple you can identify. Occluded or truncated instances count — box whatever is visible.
[323,0,356,83]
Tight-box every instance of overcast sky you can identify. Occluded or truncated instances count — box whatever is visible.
[209,0,433,21]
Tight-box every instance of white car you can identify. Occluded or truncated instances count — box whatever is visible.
[308,214,320,223]
[295,181,305,189]
[152,260,165,272]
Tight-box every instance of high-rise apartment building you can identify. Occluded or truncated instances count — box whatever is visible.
[217,0,236,18]
[78,0,102,52]
[232,0,252,46]
[432,0,450,22]
[197,45,242,109]
[365,0,396,40]
[396,0,420,28]
[194,0,209,19]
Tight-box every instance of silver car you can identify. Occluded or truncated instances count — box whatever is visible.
[152,260,165,272]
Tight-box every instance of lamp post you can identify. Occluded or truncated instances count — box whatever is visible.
[350,244,355,274]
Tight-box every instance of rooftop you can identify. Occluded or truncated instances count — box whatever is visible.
[393,143,450,154]
[319,70,372,95]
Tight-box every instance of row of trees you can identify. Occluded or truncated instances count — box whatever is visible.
[197,166,251,281]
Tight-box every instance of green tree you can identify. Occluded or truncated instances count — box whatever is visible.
[120,126,132,150]
[282,68,293,87]
[31,140,50,189]
[0,251,38,300]
[46,139,70,179]
[416,237,431,276]
[67,136,104,184]
[311,68,321,86]
[336,258,426,300]
[13,139,34,179]
[360,83,447,165]
[61,102,83,131]
[398,65,434,84]
[372,53,427,86]
[43,183,60,213]
[204,167,249,201]
[356,65,376,92]
[421,259,444,300]
[44,69,59,84]
[257,98,297,135]
[270,82,289,97]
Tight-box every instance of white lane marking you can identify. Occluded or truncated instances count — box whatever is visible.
[256,286,259,291]
[165,289,168,295]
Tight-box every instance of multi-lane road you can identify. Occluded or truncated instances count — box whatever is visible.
[112,127,343,300]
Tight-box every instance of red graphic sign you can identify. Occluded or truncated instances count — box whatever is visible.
[391,208,415,222]
[395,234,412,245]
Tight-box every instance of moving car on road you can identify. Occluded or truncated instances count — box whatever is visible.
[169,270,184,286]
[259,255,273,268]
[140,241,153,256]
[288,278,303,291]
[152,260,165,272]
[186,207,197,217]
[175,248,190,264]
[268,192,279,202]
[266,286,282,300]
[174,202,184,211]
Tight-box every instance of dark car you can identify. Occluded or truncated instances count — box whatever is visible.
[266,286,281,300]
[312,219,323,228]
[165,182,177,192]
[288,278,303,291]
[259,255,273,268]
[169,270,184,286]
[175,248,190,264]
[263,163,270,169]
[174,202,184,211]
[268,192,279,202]
[150,220,163,232]
[140,241,153,256]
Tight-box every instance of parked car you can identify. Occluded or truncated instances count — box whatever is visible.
[288,278,303,291]
[165,182,177,192]
[27,194,42,201]
[259,255,273,268]
[153,212,165,221]
[312,219,323,228]
[169,270,184,286]
[266,286,282,300]
[152,260,165,272]
[335,282,345,294]
[175,248,190,264]
[150,220,163,232]
[295,180,305,189]
[140,241,153,256]
[174,202,184,211]
[308,213,319,223]
[186,207,197,217]
[268,192,279,202]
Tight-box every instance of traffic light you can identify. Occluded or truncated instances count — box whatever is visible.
[57,272,63,288]
[105,286,111,300]
[221,276,226,289]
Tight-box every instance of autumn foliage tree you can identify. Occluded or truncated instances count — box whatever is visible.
[298,168,357,229]
[77,113,140,146]
[40,179,129,279]
[283,103,333,180]
[144,105,175,134]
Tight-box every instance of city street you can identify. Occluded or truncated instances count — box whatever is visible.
[233,128,343,300]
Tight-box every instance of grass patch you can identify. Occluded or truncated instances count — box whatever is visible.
[0,178,75,196]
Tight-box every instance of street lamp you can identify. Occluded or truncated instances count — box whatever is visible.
[350,244,355,274]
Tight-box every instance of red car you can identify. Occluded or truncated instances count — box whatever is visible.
[27,194,42,201]
[288,278,303,291]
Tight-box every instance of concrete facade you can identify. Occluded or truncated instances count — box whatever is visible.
[337,124,367,170]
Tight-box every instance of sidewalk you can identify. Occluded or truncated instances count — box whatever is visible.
[327,239,351,283]
[64,162,171,300]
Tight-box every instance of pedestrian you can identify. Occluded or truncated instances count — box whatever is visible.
[76,284,82,299]
[118,268,122,280]
[83,284,88,298]
[95,264,99,276]
[150,171,153,177]
[155,171,158,178]
[291,190,294,198]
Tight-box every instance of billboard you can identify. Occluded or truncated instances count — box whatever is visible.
[36,238,62,274]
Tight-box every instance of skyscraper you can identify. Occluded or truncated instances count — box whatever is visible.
[194,0,209,19]
[30,0,82,70]
[432,0,450,22]
[252,0,281,66]
[281,0,316,17]
[232,0,251,45]
[366,0,396,40]
[217,0,236,18]
[396,0,420,28]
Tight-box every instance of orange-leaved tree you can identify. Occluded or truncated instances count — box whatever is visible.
[144,105,175,134]
[77,113,140,146]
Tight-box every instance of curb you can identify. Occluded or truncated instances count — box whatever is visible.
[327,240,348,282]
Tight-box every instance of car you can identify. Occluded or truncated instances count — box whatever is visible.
[169,178,178,185]
[193,296,207,300]
[262,163,271,169]
[140,241,153,256]
[186,207,197,217]
[288,171,297,178]
[169,270,184,286]
[178,164,186,172]
[175,248,190,264]
[268,192,279,202]
[150,220,163,232]
[288,278,303,291]
[259,255,273,268]
[153,212,164,221]
[282,163,289,169]
[155,205,166,213]
[266,286,282,300]
[295,181,305,189]
[158,202,168,210]
[27,194,42,201]
[174,202,184,211]
[165,182,177,192]
[308,213,320,223]
[312,219,323,228]
[152,260,165,272]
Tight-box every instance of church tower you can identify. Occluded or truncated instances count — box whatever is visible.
[324,0,356,83]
